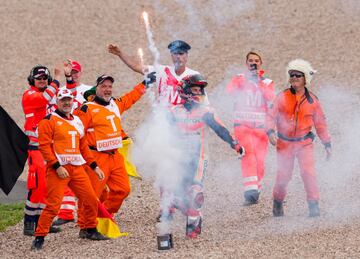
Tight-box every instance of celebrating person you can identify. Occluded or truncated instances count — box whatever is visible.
[31,89,108,250]
[22,63,75,236]
[74,73,155,237]
[108,40,209,106]
[159,74,244,239]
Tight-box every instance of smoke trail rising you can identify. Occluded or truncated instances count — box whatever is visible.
[142,12,160,67]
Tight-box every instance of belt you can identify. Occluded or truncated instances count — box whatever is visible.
[28,145,39,150]
[234,123,265,129]
[89,146,116,155]
[277,132,315,142]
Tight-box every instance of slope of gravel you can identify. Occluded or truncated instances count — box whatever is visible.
[1,0,360,257]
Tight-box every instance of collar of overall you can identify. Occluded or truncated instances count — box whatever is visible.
[94,95,111,106]
[290,86,314,104]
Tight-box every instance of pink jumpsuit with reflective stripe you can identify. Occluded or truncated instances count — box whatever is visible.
[226,72,275,193]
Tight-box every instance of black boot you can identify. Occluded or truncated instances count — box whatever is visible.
[24,221,35,236]
[33,219,62,235]
[85,228,110,241]
[308,201,320,217]
[186,216,202,239]
[31,236,44,250]
[273,200,284,217]
[243,190,259,206]
[79,229,87,239]
[53,218,74,226]
[49,225,62,234]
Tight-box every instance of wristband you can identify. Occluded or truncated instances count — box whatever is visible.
[90,161,98,170]
[52,161,61,170]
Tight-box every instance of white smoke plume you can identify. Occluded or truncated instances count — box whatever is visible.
[134,1,360,239]
[316,84,360,221]
[132,103,185,235]
[136,14,184,235]
[151,0,254,43]
[142,12,160,68]
[199,64,360,237]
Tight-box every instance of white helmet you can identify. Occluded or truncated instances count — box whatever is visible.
[287,59,317,85]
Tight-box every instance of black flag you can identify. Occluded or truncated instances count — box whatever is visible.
[0,106,29,195]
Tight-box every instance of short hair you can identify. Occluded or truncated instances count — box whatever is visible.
[246,51,262,63]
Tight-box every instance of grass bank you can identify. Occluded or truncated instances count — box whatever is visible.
[0,203,23,232]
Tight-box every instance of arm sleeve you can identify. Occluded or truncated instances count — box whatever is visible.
[313,101,331,145]
[203,112,234,145]
[115,83,146,114]
[23,91,51,109]
[38,119,59,167]
[23,81,60,109]
[225,76,241,94]
[265,94,280,135]
[261,80,276,105]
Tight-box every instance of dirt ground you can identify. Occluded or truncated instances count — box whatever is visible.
[1,0,360,258]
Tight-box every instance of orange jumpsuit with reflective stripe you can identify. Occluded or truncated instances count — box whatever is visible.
[226,72,275,193]
[75,83,146,228]
[266,87,331,202]
[35,110,98,236]
[22,80,76,224]
[55,84,92,222]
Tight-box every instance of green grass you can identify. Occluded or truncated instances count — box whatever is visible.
[0,203,24,232]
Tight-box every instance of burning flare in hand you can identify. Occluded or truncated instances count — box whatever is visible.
[138,48,144,72]
[142,12,149,28]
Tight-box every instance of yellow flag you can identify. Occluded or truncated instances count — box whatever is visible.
[118,138,142,180]
[96,202,128,238]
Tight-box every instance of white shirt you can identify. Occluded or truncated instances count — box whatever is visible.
[74,83,93,104]
[148,65,209,106]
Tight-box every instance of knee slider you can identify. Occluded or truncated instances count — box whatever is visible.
[189,185,204,209]
[194,192,204,209]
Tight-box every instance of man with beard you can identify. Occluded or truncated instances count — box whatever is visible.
[31,89,108,250]
[52,60,94,226]
[74,73,155,237]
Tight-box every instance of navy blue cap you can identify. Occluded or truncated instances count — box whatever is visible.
[96,75,114,86]
[168,40,191,54]
[32,66,50,78]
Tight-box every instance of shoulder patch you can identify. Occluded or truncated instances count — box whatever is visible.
[44,114,52,120]
[80,105,88,113]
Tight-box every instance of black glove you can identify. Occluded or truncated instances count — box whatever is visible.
[231,140,245,158]
[142,71,156,88]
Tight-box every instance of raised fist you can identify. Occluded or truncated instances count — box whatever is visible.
[108,44,121,56]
